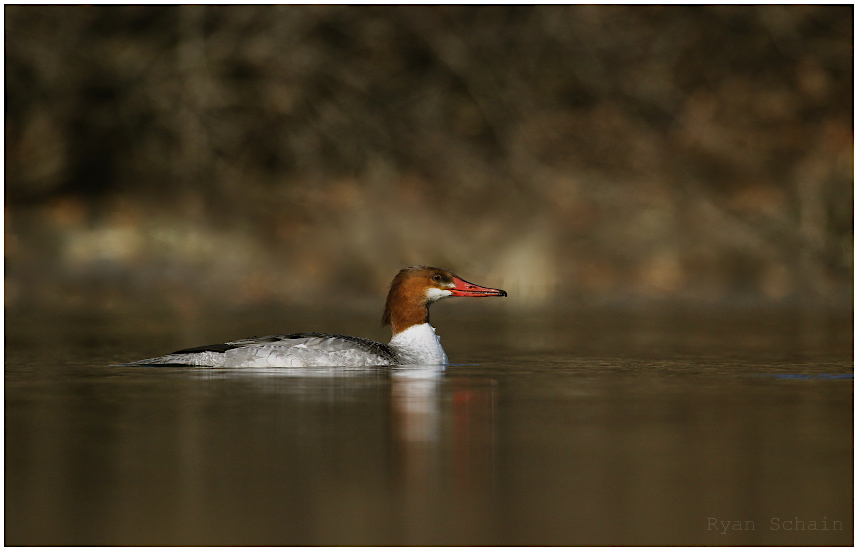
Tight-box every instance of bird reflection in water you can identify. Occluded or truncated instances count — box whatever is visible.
[186,364,499,542]
[390,367,498,542]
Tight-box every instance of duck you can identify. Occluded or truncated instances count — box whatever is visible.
[127,266,507,367]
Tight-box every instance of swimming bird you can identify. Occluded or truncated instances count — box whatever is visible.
[127,266,507,367]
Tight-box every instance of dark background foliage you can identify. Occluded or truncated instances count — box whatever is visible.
[5,5,853,309]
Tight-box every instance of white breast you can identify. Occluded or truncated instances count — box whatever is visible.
[388,323,449,366]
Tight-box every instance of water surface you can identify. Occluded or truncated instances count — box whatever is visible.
[5,303,853,545]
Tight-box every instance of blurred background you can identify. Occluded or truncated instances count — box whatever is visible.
[5,5,853,312]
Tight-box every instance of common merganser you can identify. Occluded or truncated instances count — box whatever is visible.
[127,266,507,367]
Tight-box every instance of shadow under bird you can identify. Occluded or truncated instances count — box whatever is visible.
[127,266,507,367]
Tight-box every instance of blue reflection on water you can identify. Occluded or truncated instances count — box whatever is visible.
[764,373,853,380]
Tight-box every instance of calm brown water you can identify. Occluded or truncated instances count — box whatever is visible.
[5,303,853,545]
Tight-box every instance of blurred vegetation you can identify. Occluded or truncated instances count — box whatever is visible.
[5,5,853,311]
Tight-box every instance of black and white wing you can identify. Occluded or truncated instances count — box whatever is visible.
[126,332,397,367]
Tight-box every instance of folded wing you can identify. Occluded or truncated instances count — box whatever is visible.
[128,332,397,367]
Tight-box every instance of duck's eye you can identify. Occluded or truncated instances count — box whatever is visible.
[432,274,442,282]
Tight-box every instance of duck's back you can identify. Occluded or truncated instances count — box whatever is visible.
[128,333,397,367]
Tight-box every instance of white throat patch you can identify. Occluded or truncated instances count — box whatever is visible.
[424,287,453,303]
